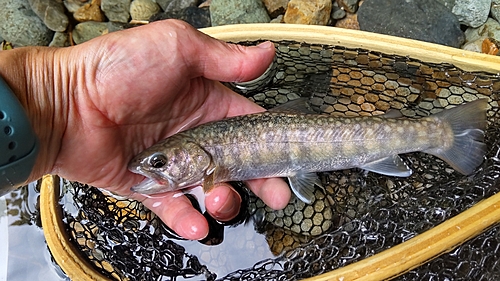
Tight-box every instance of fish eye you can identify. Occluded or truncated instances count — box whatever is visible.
[149,153,168,169]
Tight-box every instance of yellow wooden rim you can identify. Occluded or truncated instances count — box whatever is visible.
[41,24,500,281]
[200,23,500,74]
[40,175,110,281]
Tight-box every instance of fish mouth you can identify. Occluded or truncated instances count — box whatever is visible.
[130,178,175,194]
[128,165,176,194]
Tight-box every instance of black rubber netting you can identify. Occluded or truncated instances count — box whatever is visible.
[57,40,500,281]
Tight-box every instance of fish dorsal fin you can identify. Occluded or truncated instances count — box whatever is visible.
[269,98,316,114]
[361,155,413,177]
[287,172,322,204]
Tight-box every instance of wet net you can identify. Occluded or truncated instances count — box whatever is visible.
[55,40,500,280]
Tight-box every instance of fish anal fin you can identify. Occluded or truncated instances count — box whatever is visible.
[361,155,413,177]
[288,172,322,204]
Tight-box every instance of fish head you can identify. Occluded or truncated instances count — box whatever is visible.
[128,135,212,194]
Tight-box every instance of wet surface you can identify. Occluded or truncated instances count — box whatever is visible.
[1,183,67,281]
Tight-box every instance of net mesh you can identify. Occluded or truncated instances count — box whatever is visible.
[55,40,500,280]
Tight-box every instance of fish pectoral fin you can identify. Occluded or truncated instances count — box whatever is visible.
[288,172,322,204]
[360,155,412,177]
[269,97,316,114]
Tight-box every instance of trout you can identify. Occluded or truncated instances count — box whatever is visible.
[128,99,488,203]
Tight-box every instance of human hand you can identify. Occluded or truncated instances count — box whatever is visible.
[0,20,291,240]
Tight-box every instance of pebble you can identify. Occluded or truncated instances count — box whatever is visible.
[49,31,71,47]
[130,0,160,21]
[358,0,464,48]
[283,0,332,25]
[270,14,284,23]
[0,0,54,46]
[101,0,131,23]
[262,0,289,18]
[463,18,500,53]
[28,0,69,32]
[156,0,197,13]
[149,6,211,28]
[74,0,105,22]
[337,0,359,13]
[63,0,89,13]
[72,21,126,44]
[491,0,500,23]
[331,1,346,20]
[210,0,270,26]
[335,9,359,29]
[452,0,491,28]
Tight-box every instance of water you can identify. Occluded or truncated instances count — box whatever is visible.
[0,182,67,281]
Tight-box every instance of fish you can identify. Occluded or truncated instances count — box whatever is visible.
[128,99,488,204]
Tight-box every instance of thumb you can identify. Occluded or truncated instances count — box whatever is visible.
[193,41,276,83]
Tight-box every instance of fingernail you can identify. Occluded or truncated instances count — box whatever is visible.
[256,41,274,49]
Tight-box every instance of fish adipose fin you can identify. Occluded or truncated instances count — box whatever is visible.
[361,155,413,177]
[288,172,323,204]
[425,99,488,175]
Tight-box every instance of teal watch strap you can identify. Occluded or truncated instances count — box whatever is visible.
[0,75,39,196]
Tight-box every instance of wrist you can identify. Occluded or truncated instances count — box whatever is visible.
[0,47,68,183]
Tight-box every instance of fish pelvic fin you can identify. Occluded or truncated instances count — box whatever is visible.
[361,155,413,177]
[288,172,323,204]
[425,99,488,175]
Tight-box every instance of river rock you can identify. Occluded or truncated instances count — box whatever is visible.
[63,0,90,13]
[358,0,464,48]
[452,0,491,28]
[130,0,160,21]
[28,0,69,32]
[156,0,197,13]
[262,0,289,18]
[462,18,500,52]
[49,31,71,47]
[72,21,126,44]
[283,0,332,25]
[490,0,500,23]
[435,0,455,10]
[74,0,105,22]
[210,0,271,26]
[101,0,131,23]
[331,1,346,20]
[149,6,211,28]
[0,0,54,46]
[337,0,359,13]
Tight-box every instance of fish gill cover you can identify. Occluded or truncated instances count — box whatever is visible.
[58,40,500,281]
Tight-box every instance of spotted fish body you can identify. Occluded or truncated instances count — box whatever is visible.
[128,99,488,203]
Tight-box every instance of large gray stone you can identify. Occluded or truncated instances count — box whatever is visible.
[452,0,491,28]
[28,0,69,32]
[358,0,464,48]
[0,0,54,46]
[101,0,131,23]
[210,0,271,26]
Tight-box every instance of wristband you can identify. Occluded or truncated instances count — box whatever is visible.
[0,75,39,196]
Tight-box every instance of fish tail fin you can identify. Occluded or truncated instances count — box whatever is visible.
[425,99,488,175]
